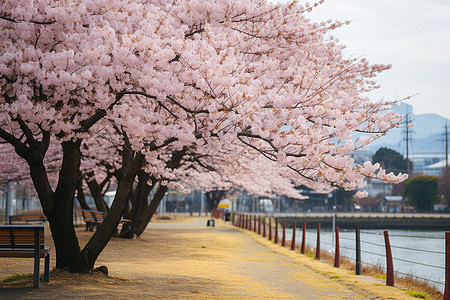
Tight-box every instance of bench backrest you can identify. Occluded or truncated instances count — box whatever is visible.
[81,209,106,221]
[92,211,105,221]
[81,209,90,219]
[9,215,47,223]
[0,225,45,249]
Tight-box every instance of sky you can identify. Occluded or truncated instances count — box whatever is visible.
[280,0,450,119]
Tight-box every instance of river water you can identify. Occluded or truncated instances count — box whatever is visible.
[284,227,446,292]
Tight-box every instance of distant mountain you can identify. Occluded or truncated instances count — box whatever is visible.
[367,103,449,155]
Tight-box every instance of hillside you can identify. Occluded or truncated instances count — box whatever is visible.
[367,103,449,154]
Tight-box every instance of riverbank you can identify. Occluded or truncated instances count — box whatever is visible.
[279,212,450,230]
[0,217,423,299]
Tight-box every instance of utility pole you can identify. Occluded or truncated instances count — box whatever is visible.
[445,121,449,212]
[200,187,205,215]
[6,181,14,223]
[405,114,411,175]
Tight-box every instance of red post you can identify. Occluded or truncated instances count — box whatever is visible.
[245,214,249,230]
[334,227,340,268]
[384,230,395,286]
[274,217,279,244]
[263,217,266,237]
[290,221,296,251]
[281,220,286,247]
[240,214,243,228]
[268,217,272,241]
[444,232,449,300]
[301,222,306,254]
[258,216,261,235]
[315,223,321,260]
[254,215,257,232]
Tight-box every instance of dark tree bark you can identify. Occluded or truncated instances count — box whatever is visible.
[205,190,226,211]
[72,150,146,272]
[85,171,109,212]
[76,176,92,210]
[27,140,83,269]
[131,184,168,237]
[118,171,154,238]
[118,149,185,238]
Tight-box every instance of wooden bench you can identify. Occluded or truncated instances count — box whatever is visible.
[81,209,105,231]
[81,209,133,232]
[9,214,47,224]
[0,225,50,288]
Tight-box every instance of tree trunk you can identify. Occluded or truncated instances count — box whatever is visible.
[76,176,92,210]
[86,172,109,212]
[50,141,83,269]
[27,141,83,270]
[130,184,168,237]
[119,171,153,238]
[130,171,153,221]
[118,149,185,238]
[46,197,82,269]
[205,190,226,212]
[73,152,145,272]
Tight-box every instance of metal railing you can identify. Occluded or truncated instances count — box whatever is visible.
[231,213,449,297]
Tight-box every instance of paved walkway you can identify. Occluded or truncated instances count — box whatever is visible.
[0,217,415,299]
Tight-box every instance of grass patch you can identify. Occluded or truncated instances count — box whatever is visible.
[406,290,430,300]
[321,271,333,275]
[373,283,382,286]
[305,250,315,259]
[2,273,33,282]
[331,274,342,279]
[373,273,386,279]
[191,290,200,293]
[169,279,179,284]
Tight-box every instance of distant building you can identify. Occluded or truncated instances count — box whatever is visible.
[423,160,447,177]
[409,153,448,175]
[364,178,393,198]
[385,196,404,213]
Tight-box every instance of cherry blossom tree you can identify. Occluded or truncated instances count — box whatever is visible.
[1,0,408,272]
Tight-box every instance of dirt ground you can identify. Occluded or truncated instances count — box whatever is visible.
[0,217,420,299]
